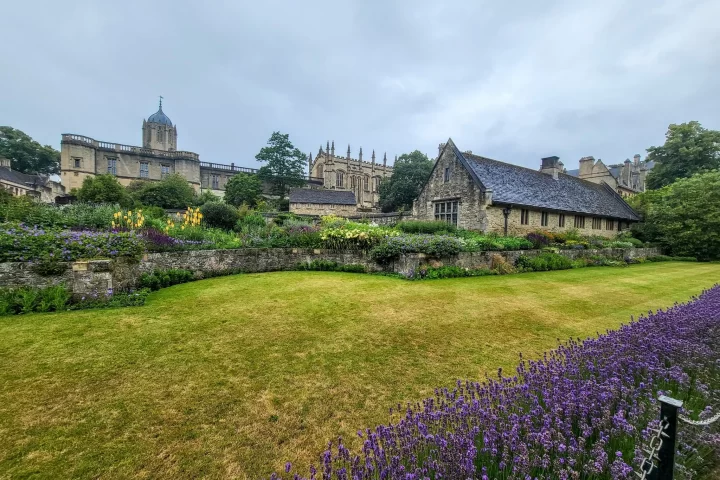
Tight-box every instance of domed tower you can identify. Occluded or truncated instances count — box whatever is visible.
[142,97,177,151]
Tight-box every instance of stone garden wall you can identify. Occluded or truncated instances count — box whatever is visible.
[0,247,661,294]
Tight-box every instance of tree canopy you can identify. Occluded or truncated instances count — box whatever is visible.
[255,132,307,197]
[131,173,196,209]
[645,121,720,189]
[224,173,263,207]
[629,170,720,260]
[0,126,60,175]
[378,150,434,212]
[76,174,132,207]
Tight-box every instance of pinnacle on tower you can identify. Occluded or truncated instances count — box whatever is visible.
[347,144,351,159]
[371,150,376,162]
[359,147,363,162]
[327,141,330,155]
[318,145,323,155]
[331,141,335,156]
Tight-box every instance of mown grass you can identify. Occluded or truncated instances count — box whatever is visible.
[1,262,719,479]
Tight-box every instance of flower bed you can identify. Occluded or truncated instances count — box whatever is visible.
[273,285,720,479]
[0,223,145,262]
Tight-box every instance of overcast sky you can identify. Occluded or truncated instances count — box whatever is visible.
[2,0,719,171]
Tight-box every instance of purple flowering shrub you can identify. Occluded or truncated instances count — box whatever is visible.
[0,222,145,262]
[274,286,720,479]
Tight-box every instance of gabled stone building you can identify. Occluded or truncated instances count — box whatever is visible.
[565,155,654,197]
[413,139,639,238]
[0,156,66,203]
[289,188,357,216]
[309,141,393,210]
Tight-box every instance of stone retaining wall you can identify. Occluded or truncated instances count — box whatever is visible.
[0,247,661,294]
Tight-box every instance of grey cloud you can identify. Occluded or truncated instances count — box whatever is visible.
[1,0,719,172]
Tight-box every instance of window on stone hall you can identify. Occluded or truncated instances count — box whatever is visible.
[558,214,565,227]
[73,158,81,168]
[606,219,615,230]
[364,176,369,191]
[520,209,530,225]
[373,177,380,192]
[140,162,149,178]
[574,215,585,228]
[351,176,356,189]
[161,164,171,178]
[212,175,219,189]
[336,172,344,188]
[541,211,549,227]
[434,200,458,226]
[592,217,602,229]
[444,167,450,183]
[107,157,117,175]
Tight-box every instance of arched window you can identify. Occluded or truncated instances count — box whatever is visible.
[317,164,324,178]
[157,128,163,143]
[351,176,356,189]
[336,171,344,188]
[373,176,381,192]
[364,176,369,191]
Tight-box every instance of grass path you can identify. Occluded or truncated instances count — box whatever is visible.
[1,263,719,479]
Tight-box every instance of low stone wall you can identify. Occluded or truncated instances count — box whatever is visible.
[0,247,661,294]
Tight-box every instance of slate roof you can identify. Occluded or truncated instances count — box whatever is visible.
[0,167,44,187]
[289,188,356,205]
[449,145,639,221]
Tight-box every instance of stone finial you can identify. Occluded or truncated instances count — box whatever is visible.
[318,145,323,155]
[331,141,335,157]
[308,152,313,164]
[327,141,330,155]
[359,147,363,162]
[371,150,375,163]
[347,144,351,159]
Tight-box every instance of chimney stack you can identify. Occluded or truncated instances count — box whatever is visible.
[540,156,562,180]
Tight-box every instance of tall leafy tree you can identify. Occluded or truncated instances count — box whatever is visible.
[378,150,433,212]
[77,174,132,207]
[255,132,307,197]
[629,170,720,260]
[224,173,263,207]
[0,126,60,175]
[131,173,196,209]
[645,121,720,189]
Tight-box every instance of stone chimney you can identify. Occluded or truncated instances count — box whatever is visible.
[633,154,641,166]
[540,156,562,180]
[0,156,10,169]
[578,156,595,178]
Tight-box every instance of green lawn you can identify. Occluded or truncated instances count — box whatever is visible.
[1,263,719,479]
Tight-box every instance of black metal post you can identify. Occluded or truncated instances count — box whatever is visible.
[656,395,683,480]
[502,207,511,236]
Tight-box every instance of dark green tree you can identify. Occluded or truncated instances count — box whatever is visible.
[77,174,132,206]
[0,126,60,175]
[131,173,196,209]
[255,132,307,197]
[195,189,220,206]
[224,173,263,207]
[378,150,433,212]
[629,170,720,260]
[645,121,720,189]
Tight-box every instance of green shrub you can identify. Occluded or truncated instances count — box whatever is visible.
[397,220,456,234]
[369,234,463,263]
[0,284,72,315]
[0,198,118,229]
[235,213,267,233]
[200,202,239,231]
[139,268,196,291]
[295,260,366,273]
[411,265,494,280]
[515,253,574,272]
[71,289,150,310]
[141,206,167,219]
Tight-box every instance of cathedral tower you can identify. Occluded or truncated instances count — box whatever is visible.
[142,97,177,151]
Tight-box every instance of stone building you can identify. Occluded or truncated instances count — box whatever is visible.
[0,156,66,202]
[289,188,357,216]
[60,100,326,198]
[309,141,393,210]
[61,100,202,192]
[413,139,639,237]
[565,155,654,197]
